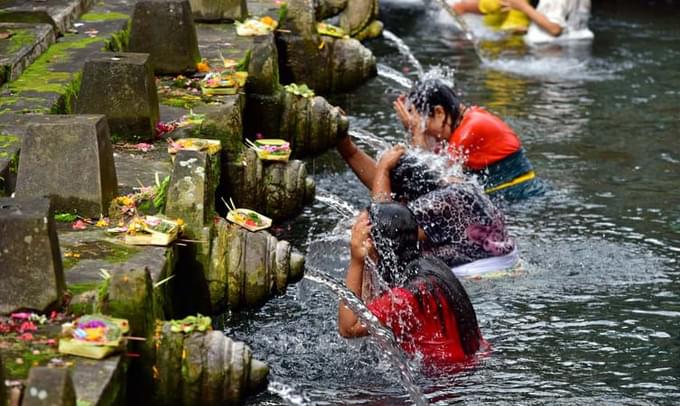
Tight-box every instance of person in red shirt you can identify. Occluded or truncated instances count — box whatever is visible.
[338,202,486,366]
[394,79,544,201]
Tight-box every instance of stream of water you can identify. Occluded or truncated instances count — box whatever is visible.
[221,1,680,404]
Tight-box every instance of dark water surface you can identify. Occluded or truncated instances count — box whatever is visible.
[225,2,680,404]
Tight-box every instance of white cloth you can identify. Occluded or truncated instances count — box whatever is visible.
[525,0,594,44]
[451,247,521,278]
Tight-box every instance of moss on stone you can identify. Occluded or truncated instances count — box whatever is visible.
[0,133,18,148]
[5,28,37,55]
[104,20,131,53]
[68,282,100,295]
[80,11,130,22]
[1,335,60,379]
[7,34,103,95]
[62,240,141,270]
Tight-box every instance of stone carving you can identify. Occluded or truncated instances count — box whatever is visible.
[154,324,269,405]
[207,219,305,310]
[278,0,376,94]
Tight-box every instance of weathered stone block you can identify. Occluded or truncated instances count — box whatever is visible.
[128,0,201,74]
[70,356,127,406]
[165,150,218,238]
[76,52,160,141]
[0,197,64,314]
[22,367,76,406]
[246,34,280,95]
[190,0,247,21]
[14,115,118,218]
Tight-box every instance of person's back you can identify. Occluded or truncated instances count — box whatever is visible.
[390,154,515,268]
[367,256,484,365]
[525,0,593,43]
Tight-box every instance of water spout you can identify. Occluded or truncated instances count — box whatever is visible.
[383,29,425,76]
[304,267,430,406]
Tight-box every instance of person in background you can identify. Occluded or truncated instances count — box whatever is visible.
[338,203,486,366]
[500,0,593,43]
[451,0,533,33]
[394,79,544,202]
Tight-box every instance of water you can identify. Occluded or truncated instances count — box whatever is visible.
[224,2,680,404]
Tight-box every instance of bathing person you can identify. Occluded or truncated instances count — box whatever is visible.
[393,78,543,201]
[375,149,519,277]
[500,0,593,43]
[338,203,486,365]
[451,0,532,33]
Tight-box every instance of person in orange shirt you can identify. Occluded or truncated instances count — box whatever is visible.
[393,78,543,201]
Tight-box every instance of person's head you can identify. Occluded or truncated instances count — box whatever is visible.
[390,154,442,202]
[407,79,462,143]
[368,202,419,285]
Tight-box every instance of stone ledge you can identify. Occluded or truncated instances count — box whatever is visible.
[0,22,56,86]
[71,355,127,406]
[0,0,96,35]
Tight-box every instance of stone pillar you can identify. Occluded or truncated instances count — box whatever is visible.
[76,52,160,142]
[102,268,157,405]
[190,0,247,21]
[128,0,201,75]
[208,219,305,310]
[22,367,76,406]
[154,325,268,405]
[165,149,220,316]
[14,115,118,218]
[165,150,219,237]
[0,353,5,406]
[0,197,64,314]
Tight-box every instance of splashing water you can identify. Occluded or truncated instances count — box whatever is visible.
[378,63,414,88]
[303,268,430,406]
[315,190,359,219]
[349,129,393,151]
[383,29,425,76]
[267,380,312,406]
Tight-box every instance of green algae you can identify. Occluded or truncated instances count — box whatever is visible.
[0,133,18,148]
[68,282,100,295]
[7,34,102,95]
[79,11,129,22]
[5,28,37,55]
[62,240,141,270]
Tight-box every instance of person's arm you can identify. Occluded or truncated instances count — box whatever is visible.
[336,137,378,189]
[501,0,563,36]
[372,145,406,201]
[338,212,371,338]
[452,0,482,15]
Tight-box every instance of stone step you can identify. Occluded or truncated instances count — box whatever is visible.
[0,0,96,35]
[0,22,56,86]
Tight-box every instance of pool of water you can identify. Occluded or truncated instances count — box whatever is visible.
[223,2,680,404]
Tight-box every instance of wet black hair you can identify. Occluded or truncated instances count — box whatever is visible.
[368,202,482,355]
[404,256,482,356]
[390,154,441,202]
[368,202,420,284]
[408,79,462,130]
